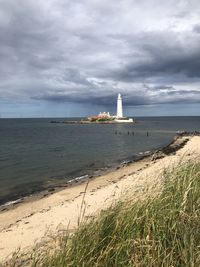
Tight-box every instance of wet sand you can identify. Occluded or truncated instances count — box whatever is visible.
[0,135,200,263]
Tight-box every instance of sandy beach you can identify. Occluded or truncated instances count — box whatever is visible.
[0,135,200,263]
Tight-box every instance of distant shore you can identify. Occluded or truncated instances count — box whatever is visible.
[0,134,200,263]
[50,119,137,124]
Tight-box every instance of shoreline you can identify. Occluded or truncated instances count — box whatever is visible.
[0,135,199,263]
[50,119,138,124]
[0,133,181,212]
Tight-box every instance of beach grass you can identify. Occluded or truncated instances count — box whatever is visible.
[11,162,200,267]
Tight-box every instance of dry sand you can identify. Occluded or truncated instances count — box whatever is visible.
[0,136,200,263]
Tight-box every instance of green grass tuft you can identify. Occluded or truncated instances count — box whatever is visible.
[15,163,200,266]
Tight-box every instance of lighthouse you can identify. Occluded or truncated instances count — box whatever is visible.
[117,93,123,118]
[115,93,134,123]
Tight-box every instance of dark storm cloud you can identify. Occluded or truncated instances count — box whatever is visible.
[32,91,151,106]
[110,31,200,81]
[0,0,200,107]
[32,84,200,106]
[193,24,200,33]
[130,48,200,78]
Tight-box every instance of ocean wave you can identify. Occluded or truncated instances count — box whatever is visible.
[67,174,89,184]
[1,198,23,208]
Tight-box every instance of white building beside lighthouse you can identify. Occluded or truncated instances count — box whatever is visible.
[115,93,133,123]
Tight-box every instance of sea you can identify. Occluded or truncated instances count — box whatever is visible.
[0,116,199,206]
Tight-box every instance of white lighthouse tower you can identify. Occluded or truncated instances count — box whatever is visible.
[117,93,123,118]
[115,93,133,123]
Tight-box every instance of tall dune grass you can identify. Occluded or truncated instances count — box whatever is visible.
[13,163,200,266]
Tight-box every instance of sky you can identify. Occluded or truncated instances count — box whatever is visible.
[0,0,200,117]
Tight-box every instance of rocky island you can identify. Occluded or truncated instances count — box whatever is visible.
[51,93,134,124]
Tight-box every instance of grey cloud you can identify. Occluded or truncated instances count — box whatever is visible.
[32,83,200,106]
[0,0,200,108]
[142,84,175,91]
[193,24,200,33]
[110,32,200,83]
[32,91,150,106]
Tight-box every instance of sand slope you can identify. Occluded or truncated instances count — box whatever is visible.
[0,136,200,262]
